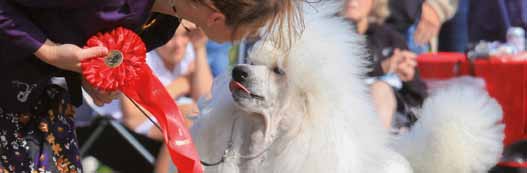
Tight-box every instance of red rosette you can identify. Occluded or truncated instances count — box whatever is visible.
[80,27,203,173]
[81,27,147,91]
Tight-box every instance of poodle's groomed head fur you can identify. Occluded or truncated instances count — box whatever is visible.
[229,55,288,116]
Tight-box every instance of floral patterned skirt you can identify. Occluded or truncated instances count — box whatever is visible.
[0,85,82,173]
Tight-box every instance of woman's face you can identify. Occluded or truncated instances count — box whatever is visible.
[172,0,235,42]
[157,27,190,65]
[343,0,374,22]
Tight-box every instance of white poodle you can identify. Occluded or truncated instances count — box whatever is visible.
[191,1,504,172]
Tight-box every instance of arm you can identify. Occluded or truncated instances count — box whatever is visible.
[188,29,213,101]
[414,0,459,45]
[0,0,47,55]
[1,1,113,106]
[166,76,192,99]
[1,0,107,72]
[7,0,87,8]
[1,0,90,53]
[425,0,459,23]
[120,95,164,141]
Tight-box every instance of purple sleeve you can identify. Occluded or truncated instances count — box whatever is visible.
[0,0,47,54]
[7,0,86,8]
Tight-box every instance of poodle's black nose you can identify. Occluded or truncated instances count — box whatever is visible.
[232,66,249,82]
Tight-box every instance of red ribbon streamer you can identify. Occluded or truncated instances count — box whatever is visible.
[81,27,203,173]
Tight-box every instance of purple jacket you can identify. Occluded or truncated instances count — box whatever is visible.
[0,0,180,112]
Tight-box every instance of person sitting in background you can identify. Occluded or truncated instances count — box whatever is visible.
[123,24,213,173]
[342,0,428,130]
[121,22,212,141]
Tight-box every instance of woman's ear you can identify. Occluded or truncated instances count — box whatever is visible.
[207,12,226,27]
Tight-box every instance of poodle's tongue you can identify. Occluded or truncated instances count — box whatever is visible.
[230,81,251,94]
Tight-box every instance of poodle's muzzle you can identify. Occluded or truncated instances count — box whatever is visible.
[231,65,265,101]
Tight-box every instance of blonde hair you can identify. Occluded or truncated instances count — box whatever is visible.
[368,0,390,24]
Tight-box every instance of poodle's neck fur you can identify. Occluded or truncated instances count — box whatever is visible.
[229,96,307,172]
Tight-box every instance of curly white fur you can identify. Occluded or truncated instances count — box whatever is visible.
[191,1,504,172]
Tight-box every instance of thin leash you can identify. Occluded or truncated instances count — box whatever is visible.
[124,95,162,131]
[200,116,279,167]
[124,95,225,166]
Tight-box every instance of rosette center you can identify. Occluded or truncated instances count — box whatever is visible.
[104,50,124,68]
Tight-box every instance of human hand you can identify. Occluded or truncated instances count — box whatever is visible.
[381,49,403,73]
[414,3,441,46]
[34,39,108,73]
[381,49,417,81]
[186,25,208,50]
[394,50,417,81]
[82,79,119,106]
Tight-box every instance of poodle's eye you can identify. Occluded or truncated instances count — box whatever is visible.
[272,66,285,75]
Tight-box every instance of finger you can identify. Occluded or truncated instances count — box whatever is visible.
[391,50,403,62]
[93,97,104,107]
[106,91,120,99]
[408,60,417,67]
[91,92,106,106]
[109,92,120,99]
[79,46,109,60]
[86,87,111,105]
[400,50,417,59]
[394,48,401,54]
[97,91,115,103]
[180,19,198,30]
[395,54,405,64]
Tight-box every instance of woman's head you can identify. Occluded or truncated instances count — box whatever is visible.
[156,26,190,66]
[341,0,389,24]
[173,0,303,46]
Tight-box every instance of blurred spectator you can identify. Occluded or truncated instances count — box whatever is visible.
[415,0,459,46]
[385,0,459,53]
[206,41,232,77]
[342,0,428,130]
[124,24,212,173]
[438,0,469,52]
[468,0,527,43]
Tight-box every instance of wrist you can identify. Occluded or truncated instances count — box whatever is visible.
[34,40,57,62]
[193,45,207,52]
